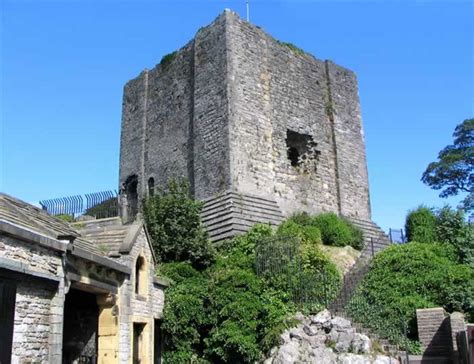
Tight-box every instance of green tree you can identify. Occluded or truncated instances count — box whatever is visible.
[405,206,437,243]
[436,206,474,268]
[422,118,473,211]
[142,178,215,268]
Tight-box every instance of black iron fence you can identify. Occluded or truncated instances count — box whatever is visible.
[389,228,406,244]
[255,235,341,312]
[40,190,119,220]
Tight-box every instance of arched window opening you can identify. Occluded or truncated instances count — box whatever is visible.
[124,175,138,221]
[135,256,146,296]
[148,177,155,197]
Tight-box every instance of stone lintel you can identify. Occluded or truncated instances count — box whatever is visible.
[0,256,61,283]
[69,245,131,275]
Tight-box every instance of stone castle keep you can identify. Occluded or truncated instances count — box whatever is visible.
[119,10,371,240]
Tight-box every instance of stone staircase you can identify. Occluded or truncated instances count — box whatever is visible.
[330,217,392,311]
[329,218,398,353]
[201,191,284,243]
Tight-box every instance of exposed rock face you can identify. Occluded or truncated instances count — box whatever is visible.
[264,310,400,364]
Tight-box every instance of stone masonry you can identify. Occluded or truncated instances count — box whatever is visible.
[119,9,371,224]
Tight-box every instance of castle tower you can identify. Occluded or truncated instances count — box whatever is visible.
[119,10,371,239]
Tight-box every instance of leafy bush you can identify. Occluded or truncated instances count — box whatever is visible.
[405,206,437,244]
[56,214,74,222]
[277,219,322,245]
[160,225,292,363]
[436,206,474,267]
[160,264,211,363]
[143,179,215,268]
[310,212,364,249]
[347,242,474,352]
[161,220,343,363]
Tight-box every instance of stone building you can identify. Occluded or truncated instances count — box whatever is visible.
[0,193,166,364]
[119,10,371,241]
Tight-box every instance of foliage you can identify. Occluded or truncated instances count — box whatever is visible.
[277,40,305,56]
[310,212,364,249]
[256,227,341,313]
[160,264,211,363]
[436,206,474,267]
[84,197,117,219]
[404,204,474,266]
[347,242,474,353]
[143,178,215,268]
[422,118,473,211]
[160,51,177,68]
[56,214,74,222]
[405,206,437,244]
[161,218,343,363]
[277,219,322,245]
[160,226,292,363]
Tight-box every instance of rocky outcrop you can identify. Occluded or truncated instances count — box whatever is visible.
[264,310,400,364]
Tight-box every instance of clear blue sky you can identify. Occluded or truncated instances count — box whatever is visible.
[1,0,473,231]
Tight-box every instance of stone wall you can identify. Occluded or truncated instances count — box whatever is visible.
[226,13,340,216]
[118,227,164,363]
[11,280,57,363]
[326,61,371,219]
[0,235,65,363]
[0,235,62,277]
[119,9,371,220]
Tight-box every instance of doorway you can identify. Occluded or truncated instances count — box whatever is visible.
[62,289,99,364]
[0,277,16,364]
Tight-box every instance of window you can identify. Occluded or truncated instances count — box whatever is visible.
[123,175,139,221]
[148,177,155,196]
[135,256,147,296]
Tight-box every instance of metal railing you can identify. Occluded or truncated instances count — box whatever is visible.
[39,190,119,220]
[255,235,341,311]
[389,228,406,244]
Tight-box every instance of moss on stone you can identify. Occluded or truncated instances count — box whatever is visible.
[159,51,177,68]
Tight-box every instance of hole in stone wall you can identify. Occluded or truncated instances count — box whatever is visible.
[286,130,320,171]
[288,147,300,167]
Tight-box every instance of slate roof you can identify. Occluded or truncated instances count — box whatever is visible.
[0,193,101,255]
[0,193,79,239]
[72,217,142,257]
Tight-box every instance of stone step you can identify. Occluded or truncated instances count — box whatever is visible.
[202,203,284,222]
[201,192,282,213]
[72,217,122,230]
[202,208,283,227]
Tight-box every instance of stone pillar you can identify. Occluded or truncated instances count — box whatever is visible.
[416,307,452,356]
[450,312,466,363]
[48,280,66,363]
[97,294,119,364]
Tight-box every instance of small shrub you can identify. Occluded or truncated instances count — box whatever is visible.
[160,51,177,68]
[143,178,215,268]
[311,212,363,249]
[56,214,74,222]
[405,206,437,243]
[277,40,305,56]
